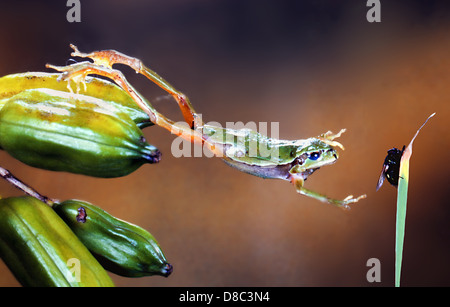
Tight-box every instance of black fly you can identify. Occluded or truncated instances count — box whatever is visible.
[376,145,405,191]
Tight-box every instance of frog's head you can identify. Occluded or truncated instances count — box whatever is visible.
[297,139,340,169]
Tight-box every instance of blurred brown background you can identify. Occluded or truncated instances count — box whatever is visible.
[0,0,449,287]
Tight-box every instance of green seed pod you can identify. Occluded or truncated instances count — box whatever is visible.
[0,196,115,287]
[0,72,153,128]
[53,199,172,278]
[0,88,161,178]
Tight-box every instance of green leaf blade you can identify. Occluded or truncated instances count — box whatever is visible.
[395,158,409,287]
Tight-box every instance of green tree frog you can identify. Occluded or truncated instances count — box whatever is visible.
[47,44,366,209]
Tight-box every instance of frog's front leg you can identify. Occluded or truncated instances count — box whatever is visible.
[319,129,346,140]
[317,129,346,150]
[290,174,366,210]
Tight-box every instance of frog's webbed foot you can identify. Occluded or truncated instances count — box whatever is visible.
[47,61,116,84]
[317,129,346,150]
[336,194,367,210]
[69,44,94,61]
[45,62,93,94]
[320,128,346,141]
[291,175,366,210]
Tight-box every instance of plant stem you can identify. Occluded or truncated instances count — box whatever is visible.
[0,166,56,206]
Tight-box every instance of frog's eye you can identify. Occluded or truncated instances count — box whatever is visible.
[308,152,321,160]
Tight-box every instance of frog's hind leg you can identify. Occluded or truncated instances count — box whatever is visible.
[69,44,201,129]
[47,61,161,125]
[46,60,223,157]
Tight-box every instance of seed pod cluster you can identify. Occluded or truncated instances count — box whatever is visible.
[0,196,115,287]
[0,70,171,287]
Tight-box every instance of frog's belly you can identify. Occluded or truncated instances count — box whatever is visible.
[222,158,292,180]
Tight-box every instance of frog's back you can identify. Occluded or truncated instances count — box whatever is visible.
[202,124,303,167]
